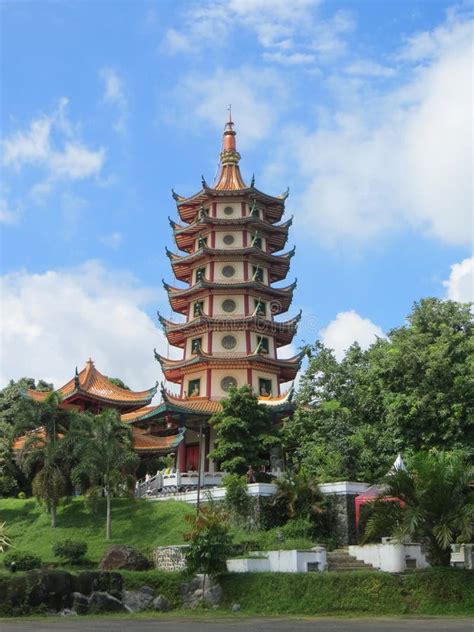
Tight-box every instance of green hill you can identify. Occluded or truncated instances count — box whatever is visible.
[0,497,193,564]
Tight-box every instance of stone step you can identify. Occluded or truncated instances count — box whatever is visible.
[327,550,376,572]
[327,566,378,572]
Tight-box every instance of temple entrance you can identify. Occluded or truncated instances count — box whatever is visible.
[185,445,199,471]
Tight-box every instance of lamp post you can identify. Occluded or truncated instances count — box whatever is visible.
[196,421,203,514]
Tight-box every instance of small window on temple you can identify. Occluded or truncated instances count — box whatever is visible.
[223,234,235,246]
[193,301,204,317]
[252,236,262,249]
[255,299,267,317]
[259,378,272,396]
[223,206,234,216]
[191,338,202,354]
[257,336,269,354]
[222,265,235,278]
[222,299,236,313]
[188,379,201,397]
[252,266,264,282]
[197,236,208,249]
[196,267,206,282]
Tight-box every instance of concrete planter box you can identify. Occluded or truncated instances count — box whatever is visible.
[226,548,327,573]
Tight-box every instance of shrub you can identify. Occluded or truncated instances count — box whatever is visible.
[3,550,42,570]
[17,491,26,500]
[279,517,313,540]
[52,539,88,564]
[223,474,251,523]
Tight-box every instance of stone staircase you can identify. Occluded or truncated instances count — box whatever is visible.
[327,547,377,572]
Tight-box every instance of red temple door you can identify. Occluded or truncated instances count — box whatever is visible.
[185,445,199,471]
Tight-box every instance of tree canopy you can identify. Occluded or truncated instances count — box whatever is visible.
[209,385,279,475]
[284,298,473,482]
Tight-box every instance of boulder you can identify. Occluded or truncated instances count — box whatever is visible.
[99,545,150,571]
[153,595,171,612]
[59,608,77,617]
[72,571,122,595]
[231,603,241,612]
[122,588,154,613]
[88,591,125,613]
[28,571,73,611]
[181,575,222,609]
[71,592,89,615]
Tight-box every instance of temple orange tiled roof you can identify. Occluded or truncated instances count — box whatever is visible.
[131,426,185,453]
[12,426,65,451]
[26,359,157,410]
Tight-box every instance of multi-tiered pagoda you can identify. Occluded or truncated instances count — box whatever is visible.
[125,115,303,473]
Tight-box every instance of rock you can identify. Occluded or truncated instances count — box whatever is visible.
[140,585,154,597]
[72,571,123,595]
[122,589,154,613]
[28,571,73,611]
[99,545,150,571]
[232,603,241,612]
[59,608,77,616]
[181,574,222,609]
[88,591,125,613]
[153,594,171,612]
[72,592,89,615]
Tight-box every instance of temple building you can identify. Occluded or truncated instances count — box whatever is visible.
[127,114,303,474]
[15,116,303,478]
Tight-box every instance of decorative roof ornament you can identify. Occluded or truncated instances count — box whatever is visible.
[250,173,255,187]
[279,187,290,200]
[213,110,246,190]
[201,175,208,188]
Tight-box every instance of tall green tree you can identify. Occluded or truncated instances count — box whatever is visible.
[365,451,474,566]
[209,385,279,475]
[284,299,473,482]
[70,409,138,539]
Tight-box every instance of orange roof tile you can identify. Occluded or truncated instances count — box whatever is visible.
[26,359,157,408]
[131,426,184,452]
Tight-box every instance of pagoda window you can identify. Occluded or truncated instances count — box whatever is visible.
[195,267,206,282]
[257,336,270,354]
[255,299,267,317]
[191,338,202,354]
[188,379,201,397]
[259,378,273,396]
[193,301,204,317]
[252,265,264,283]
[197,236,208,249]
[251,235,263,249]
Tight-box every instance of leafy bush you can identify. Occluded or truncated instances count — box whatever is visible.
[223,474,251,523]
[52,539,88,564]
[17,492,26,500]
[279,517,313,539]
[184,505,233,577]
[3,550,41,570]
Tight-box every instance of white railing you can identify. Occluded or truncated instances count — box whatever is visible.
[136,471,225,498]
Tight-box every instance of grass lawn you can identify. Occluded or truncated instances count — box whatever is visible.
[0,497,193,564]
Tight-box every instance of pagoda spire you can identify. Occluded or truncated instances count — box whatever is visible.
[213,109,246,190]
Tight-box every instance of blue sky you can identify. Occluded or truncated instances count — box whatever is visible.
[1,0,472,391]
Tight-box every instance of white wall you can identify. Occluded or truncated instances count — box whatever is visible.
[348,543,430,572]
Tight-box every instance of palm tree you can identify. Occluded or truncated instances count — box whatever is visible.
[275,472,325,521]
[70,409,138,539]
[365,451,474,566]
[19,392,74,527]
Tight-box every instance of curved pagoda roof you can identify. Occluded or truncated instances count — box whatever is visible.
[155,348,304,383]
[172,115,288,225]
[163,278,297,315]
[166,245,295,283]
[158,310,302,348]
[27,359,157,412]
[171,215,293,254]
[121,386,295,423]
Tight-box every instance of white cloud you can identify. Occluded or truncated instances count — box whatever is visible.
[162,0,352,64]
[0,261,173,392]
[100,67,128,134]
[2,98,105,182]
[269,9,472,247]
[0,197,20,225]
[320,310,385,361]
[101,231,123,250]
[170,66,287,151]
[344,60,396,78]
[443,257,474,303]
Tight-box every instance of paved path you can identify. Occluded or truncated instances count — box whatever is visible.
[1,617,473,632]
